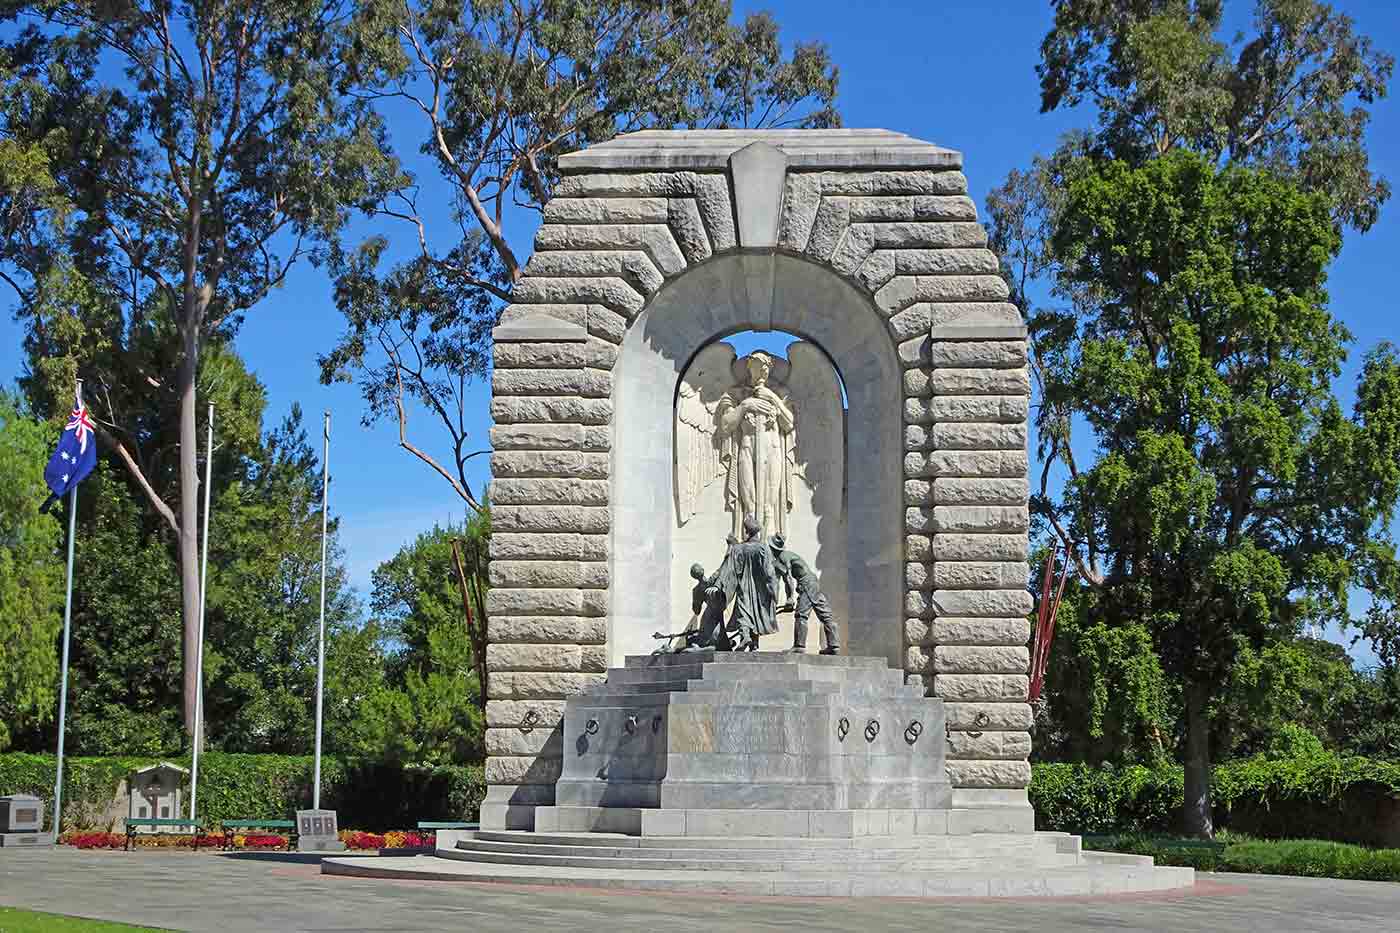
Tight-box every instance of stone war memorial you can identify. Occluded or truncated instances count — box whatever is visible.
[322,129,1193,896]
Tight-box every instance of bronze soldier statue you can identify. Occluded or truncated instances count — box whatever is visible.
[770,533,840,655]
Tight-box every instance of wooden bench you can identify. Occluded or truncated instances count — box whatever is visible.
[219,819,297,851]
[123,817,205,851]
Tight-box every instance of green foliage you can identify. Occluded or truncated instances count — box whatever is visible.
[1086,833,1400,881]
[323,0,840,511]
[0,752,486,832]
[1033,754,1400,846]
[0,393,62,751]
[362,521,487,763]
[0,907,164,932]
[1036,0,1394,230]
[1082,832,1228,870]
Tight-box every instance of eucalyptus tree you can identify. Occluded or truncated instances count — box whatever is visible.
[989,1,1399,836]
[320,0,840,512]
[0,1,396,738]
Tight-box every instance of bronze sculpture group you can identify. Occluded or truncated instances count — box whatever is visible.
[656,514,839,655]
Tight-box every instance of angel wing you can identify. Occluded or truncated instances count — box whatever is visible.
[675,342,737,525]
[785,341,845,500]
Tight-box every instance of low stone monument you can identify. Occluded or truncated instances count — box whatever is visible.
[0,794,53,848]
[127,762,187,830]
[321,129,1192,896]
[296,808,345,852]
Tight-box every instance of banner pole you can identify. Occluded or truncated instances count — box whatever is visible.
[189,404,213,825]
[51,482,78,838]
[312,410,330,810]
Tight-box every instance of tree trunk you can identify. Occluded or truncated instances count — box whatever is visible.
[1183,683,1214,838]
[178,329,202,743]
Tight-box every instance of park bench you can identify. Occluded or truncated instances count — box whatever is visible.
[219,819,297,851]
[123,817,205,851]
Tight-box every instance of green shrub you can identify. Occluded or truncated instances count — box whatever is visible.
[1033,754,1400,846]
[1222,839,1400,882]
[0,752,485,832]
[1082,833,1227,871]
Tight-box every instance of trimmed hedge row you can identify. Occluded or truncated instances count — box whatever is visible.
[1032,755,1400,846]
[1083,833,1400,882]
[0,753,485,832]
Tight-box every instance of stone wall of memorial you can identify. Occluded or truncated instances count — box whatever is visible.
[484,139,1032,826]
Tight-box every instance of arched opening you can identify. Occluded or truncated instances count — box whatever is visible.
[609,253,905,668]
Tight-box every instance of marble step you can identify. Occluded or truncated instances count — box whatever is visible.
[322,854,1195,898]
[442,844,1079,873]
[454,835,1068,863]
[469,829,1061,853]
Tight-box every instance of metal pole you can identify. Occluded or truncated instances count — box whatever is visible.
[189,404,213,823]
[51,483,78,837]
[312,410,330,810]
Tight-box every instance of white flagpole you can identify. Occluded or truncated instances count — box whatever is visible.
[312,410,330,810]
[51,381,83,838]
[189,404,214,824]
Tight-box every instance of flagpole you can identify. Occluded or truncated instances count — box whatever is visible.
[51,481,78,838]
[189,404,213,825]
[312,410,330,810]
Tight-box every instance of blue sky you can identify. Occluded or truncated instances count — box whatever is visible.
[2,1,1396,660]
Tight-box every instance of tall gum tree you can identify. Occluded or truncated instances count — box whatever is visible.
[991,0,1399,836]
[0,1,397,739]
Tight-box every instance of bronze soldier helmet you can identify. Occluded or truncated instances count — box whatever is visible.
[769,533,786,551]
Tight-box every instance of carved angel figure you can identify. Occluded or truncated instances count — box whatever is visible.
[675,343,843,538]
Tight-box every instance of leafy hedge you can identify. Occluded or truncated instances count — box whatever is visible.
[0,753,485,832]
[1033,755,1400,846]
[1083,833,1400,881]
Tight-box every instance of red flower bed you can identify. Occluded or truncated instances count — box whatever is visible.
[61,831,124,849]
[242,834,287,849]
[338,829,435,850]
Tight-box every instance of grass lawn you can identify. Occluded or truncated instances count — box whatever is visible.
[1084,832,1400,881]
[0,907,168,932]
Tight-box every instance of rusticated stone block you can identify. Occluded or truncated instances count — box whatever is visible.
[898,335,931,368]
[484,755,565,785]
[580,645,608,673]
[492,505,609,535]
[814,170,968,196]
[486,588,608,617]
[490,451,610,479]
[512,276,644,318]
[905,507,933,534]
[875,276,1011,316]
[489,396,612,425]
[931,618,1032,646]
[778,172,822,250]
[889,303,931,341]
[904,617,932,646]
[928,339,1027,369]
[533,224,686,277]
[931,367,1031,397]
[863,221,986,249]
[905,534,932,562]
[498,303,629,346]
[931,423,1028,452]
[934,645,1031,675]
[904,479,932,505]
[931,533,1030,562]
[542,197,668,224]
[805,196,850,261]
[905,561,934,590]
[932,505,1028,534]
[830,224,875,277]
[667,197,711,264]
[930,395,1029,424]
[933,477,1028,505]
[553,173,693,197]
[933,561,1029,590]
[485,727,564,758]
[691,173,736,252]
[487,616,607,645]
[493,342,589,370]
[932,589,1035,618]
[485,699,566,728]
[891,247,999,275]
[848,195,977,222]
[905,450,1026,479]
[487,671,606,701]
[490,423,586,451]
[905,589,934,619]
[856,250,897,293]
[490,533,609,562]
[489,560,608,589]
[492,367,611,398]
[905,424,932,452]
[905,645,932,673]
[944,760,1031,788]
[903,371,930,399]
[945,731,1032,760]
[490,478,609,506]
[523,249,664,293]
[944,702,1033,731]
[933,674,1029,702]
[486,643,584,672]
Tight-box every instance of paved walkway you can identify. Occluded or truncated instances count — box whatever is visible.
[2,848,1398,932]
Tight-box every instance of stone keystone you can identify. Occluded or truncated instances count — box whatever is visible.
[729,141,789,249]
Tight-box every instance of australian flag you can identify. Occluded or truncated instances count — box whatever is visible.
[41,388,97,512]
